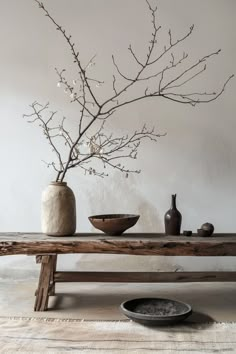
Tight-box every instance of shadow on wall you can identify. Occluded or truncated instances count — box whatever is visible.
[77,172,177,272]
[86,172,163,232]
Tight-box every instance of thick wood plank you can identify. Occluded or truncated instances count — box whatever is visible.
[1,238,236,256]
[54,271,236,283]
[1,232,236,242]
[1,233,236,256]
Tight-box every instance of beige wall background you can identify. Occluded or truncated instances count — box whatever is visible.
[0,0,235,278]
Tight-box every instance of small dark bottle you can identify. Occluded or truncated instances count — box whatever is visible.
[164,194,182,235]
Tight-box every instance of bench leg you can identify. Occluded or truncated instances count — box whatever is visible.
[49,255,57,296]
[34,255,57,311]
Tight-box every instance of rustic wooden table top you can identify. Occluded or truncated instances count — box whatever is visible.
[0,232,236,256]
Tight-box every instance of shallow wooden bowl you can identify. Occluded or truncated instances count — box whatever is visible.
[88,214,140,236]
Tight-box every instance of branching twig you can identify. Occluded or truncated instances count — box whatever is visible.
[25,0,233,182]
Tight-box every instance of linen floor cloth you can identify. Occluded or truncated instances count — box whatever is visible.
[0,317,236,353]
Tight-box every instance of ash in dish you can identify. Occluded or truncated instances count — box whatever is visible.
[133,299,183,316]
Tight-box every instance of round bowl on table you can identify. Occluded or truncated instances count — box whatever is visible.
[120,297,192,326]
[88,214,140,236]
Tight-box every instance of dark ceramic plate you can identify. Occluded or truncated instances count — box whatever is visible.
[120,297,192,326]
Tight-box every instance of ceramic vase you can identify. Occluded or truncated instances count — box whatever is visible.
[164,194,182,236]
[41,181,76,236]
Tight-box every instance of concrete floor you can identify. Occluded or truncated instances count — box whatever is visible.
[0,279,235,323]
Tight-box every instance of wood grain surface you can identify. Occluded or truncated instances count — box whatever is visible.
[0,233,236,256]
[54,271,236,283]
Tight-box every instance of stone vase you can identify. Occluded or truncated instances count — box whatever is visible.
[41,181,76,236]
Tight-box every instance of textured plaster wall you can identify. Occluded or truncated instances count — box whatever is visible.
[0,0,235,278]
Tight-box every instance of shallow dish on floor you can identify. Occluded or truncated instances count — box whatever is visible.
[120,297,192,326]
[88,214,140,236]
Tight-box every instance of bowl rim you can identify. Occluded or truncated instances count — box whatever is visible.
[88,214,140,220]
[120,297,192,319]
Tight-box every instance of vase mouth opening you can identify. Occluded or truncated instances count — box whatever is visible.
[50,181,67,186]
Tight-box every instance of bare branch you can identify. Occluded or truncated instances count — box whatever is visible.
[128,44,144,68]
[24,102,64,171]
[55,68,95,118]
[165,64,206,91]
[25,1,233,183]
[161,50,221,91]
[34,0,100,109]
[112,75,118,95]
[162,74,234,105]
[112,55,133,82]
[148,25,194,66]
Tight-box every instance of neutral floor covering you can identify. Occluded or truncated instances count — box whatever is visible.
[0,279,236,323]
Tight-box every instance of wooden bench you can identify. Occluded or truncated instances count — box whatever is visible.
[0,232,236,311]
